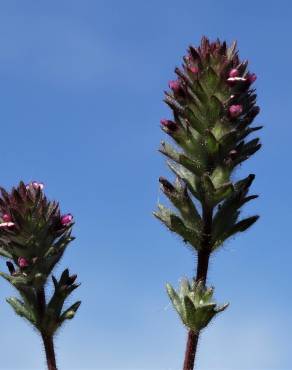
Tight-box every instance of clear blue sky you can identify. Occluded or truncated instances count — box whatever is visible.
[0,1,290,369]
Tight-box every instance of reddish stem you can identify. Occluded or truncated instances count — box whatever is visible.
[182,204,212,370]
[37,287,58,370]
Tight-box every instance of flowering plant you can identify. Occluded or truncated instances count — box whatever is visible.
[155,37,261,370]
[0,181,80,370]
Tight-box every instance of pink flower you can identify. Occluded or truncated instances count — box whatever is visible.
[18,257,29,268]
[61,214,73,226]
[2,214,11,222]
[0,221,15,228]
[229,104,243,118]
[160,119,178,132]
[26,181,44,190]
[188,66,199,74]
[168,80,182,94]
[248,73,257,83]
[229,68,239,78]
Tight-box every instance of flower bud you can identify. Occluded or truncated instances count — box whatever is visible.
[229,104,243,118]
[160,119,179,132]
[168,80,183,94]
[248,73,257,83]
[188,66,199,74]
[18,257,29,268]
[2,214,11,222]
[61,214,73,226]
[229,68,239,78]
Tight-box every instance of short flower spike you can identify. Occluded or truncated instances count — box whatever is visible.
[0,181,80,370]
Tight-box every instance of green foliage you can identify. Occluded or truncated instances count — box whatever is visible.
[166,279,228,332]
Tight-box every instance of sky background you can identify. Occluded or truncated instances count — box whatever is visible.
[0,1,290,369]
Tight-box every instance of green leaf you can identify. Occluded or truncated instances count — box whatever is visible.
[214,215,259,249]
[6,297,36,325]
[213,183,234,204]
[199,67,219,95]
[0,247,13,259]
[166,283,183,314]
[154,204,201,249]
[160,178,202,231]
[167,162,200,199]
[204,130,219,154]
[160,142,203,176]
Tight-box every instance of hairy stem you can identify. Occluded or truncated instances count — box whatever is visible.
[182,203,213,370]
[37,287,58,370]
[41,333,57,370]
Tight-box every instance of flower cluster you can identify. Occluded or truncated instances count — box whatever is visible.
[0,181,74,279]
[0,181,80,339]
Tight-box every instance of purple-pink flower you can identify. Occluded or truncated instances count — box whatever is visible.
[229,104,243,118]
[61,214,73,226]
[18,257,29,268]
[26,181,44,191]
[2,214,12,222]
[168,80,182,94]
[229,68,239,78]
[188,66,199,74]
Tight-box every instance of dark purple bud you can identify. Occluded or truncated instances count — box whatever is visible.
[160,119,179,132]
[229,104,243,118]
[159,177,175,192]
[248,73,257,83]
[6,261,15,275]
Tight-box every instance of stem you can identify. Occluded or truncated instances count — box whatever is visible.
[41,333,58,370]
[182,203,213,370]
[37,287,58,370]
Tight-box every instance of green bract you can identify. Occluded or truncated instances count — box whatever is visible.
[166,279,228,332]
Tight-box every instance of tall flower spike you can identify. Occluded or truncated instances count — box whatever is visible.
[154,37,262,370]
[0,181,81,370]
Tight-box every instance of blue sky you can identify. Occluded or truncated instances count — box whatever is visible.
[0,1,291,369]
